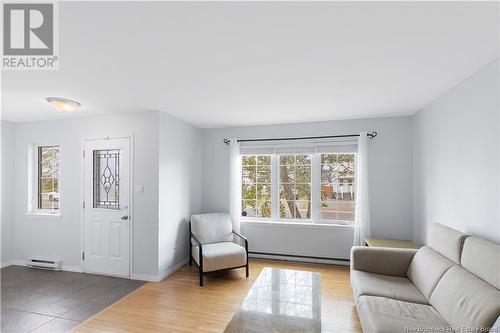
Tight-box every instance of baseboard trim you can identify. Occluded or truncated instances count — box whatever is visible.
[158,258,189,282]
[249,251,350,266]
[130,272,159,282]
[131,258,188,282]
[62,265,83,273]
[1,260,16,268]
[1,260,83,272]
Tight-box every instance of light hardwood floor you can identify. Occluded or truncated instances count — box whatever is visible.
[74,259,361,333]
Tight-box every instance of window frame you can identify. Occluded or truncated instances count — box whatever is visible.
[240,151,357,226]
[29,144,61,215]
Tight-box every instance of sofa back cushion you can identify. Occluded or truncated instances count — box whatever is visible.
[428,223,468,264]
[191,213,233,244]
[407,246,455,300]
[429,265,500,330]
[461,236,500,289]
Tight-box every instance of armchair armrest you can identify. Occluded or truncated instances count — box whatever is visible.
[232,231,247,242]
[190,232,202,247]
[232,231,248,252]
[350,246,418,277]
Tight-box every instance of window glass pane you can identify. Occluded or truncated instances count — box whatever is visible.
[242,184,256,198]
[296,166,311,183]
[280,155,294,165]
[38,146,60,210]
[296,184,311,201]
[241,155,272,218]
[242,200,256,217]
[280,202,294,218]
[257,201,272,218]
[321,153,355,223]
[257,184,271,200]
[279,154,311,220]
[93,149,120,209]
[242,165,256,184]
[257,155,271,165]
[279,165,295,183]
[338,154,355,177]
[295,200,311,219]
[256,165,271,183]
[279,184,294,200]
[242,156,256,166]
[40,178,57,193]
[296,155,311,165]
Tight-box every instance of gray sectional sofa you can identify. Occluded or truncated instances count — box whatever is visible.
[350,223,500,333]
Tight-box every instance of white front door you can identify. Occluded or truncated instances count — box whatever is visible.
[83,137,130,277]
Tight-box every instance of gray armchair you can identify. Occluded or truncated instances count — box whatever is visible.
[189,213,248,286]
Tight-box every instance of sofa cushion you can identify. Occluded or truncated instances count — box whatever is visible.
[491,315,500,333]
[350,246,417,277]
[191,213,233,244]
[407,246,455,300]
[357,295,448,333]
[461,236,500,289]
[429,265,500,330]
[192,242,246,272]
[351,270,428,305]
[428,223,467,264]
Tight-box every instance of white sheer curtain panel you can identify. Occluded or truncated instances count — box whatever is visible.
[353,132,371,246]
[229,138,242,233]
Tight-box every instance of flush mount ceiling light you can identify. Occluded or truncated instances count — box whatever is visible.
[46,97,81,112]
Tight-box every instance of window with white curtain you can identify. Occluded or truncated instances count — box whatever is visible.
[240,140,357,225]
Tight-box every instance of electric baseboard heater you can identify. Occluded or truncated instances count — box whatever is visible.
[26,258,62,271]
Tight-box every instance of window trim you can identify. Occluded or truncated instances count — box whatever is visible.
[28,144,62,215]
[240,151,356,226]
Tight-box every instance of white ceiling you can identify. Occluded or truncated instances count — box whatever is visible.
[1,1,498,128]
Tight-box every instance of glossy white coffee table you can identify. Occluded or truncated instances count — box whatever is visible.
[224,267,321,333]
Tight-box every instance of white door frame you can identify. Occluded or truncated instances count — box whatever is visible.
[80,134,134,277]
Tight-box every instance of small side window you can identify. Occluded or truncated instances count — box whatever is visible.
[37,146,60,211]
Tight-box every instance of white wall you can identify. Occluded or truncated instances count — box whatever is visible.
[158,112,202,276]
[201,116,413,259]
[412,60,500,244]
[12,112,160,275]
[1,121,15,265]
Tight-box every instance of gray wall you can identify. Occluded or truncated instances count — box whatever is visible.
[11,112,160,276]
[412,59,499,244]
[1,121,15,265]
[158,111,202,275]
[201,116,413,259]
[4,110,204,279]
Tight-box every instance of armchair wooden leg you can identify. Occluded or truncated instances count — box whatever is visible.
[199,270,204,287]
[246,265,249,278]
[189,257,192,266]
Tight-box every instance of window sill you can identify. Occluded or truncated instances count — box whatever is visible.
[25,212,62,218]
[241,219,354,229]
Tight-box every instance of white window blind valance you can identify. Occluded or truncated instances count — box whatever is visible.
[239,138,358,155]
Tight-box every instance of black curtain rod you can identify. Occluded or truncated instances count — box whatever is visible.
[223,131,377,145]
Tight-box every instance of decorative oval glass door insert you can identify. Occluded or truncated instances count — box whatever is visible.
[93,149,120,209]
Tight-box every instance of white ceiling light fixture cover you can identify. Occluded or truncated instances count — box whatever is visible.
[46,97,81,112]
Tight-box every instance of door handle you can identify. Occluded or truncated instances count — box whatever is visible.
[121,215,129,221]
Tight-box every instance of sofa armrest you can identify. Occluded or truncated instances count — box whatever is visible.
[350,246,418,277]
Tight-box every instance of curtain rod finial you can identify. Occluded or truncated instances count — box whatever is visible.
[223,138,231,145]
[368,131,378,139]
